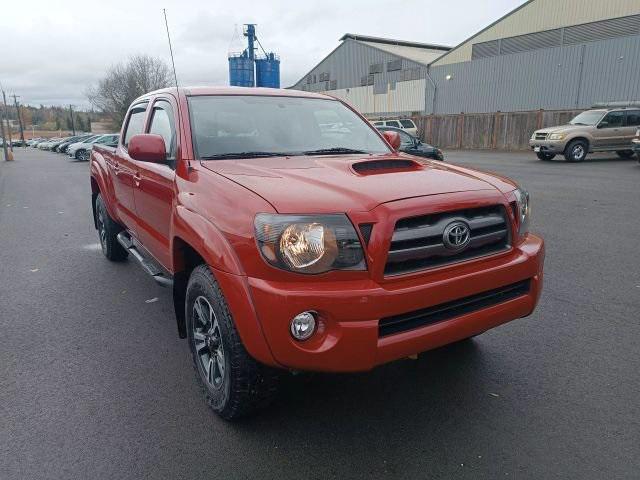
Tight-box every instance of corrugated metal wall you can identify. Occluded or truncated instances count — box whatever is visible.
[427,34,640,114]
[433,0,640,66]
[291,39,428,116]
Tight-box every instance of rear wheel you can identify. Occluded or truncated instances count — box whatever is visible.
[186,265,279,420]
[536,152,555,161]
[564,139,588,162]
[76,149,89,161]
[95,194,128,261]
[615,150,635,159]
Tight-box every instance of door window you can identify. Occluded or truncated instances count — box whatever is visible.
[625,110,640,127]
[148,101,176,160]
[123,103,149,148]
[400,119,416,129]
[398,131,414,147]
[599,111,624,129]
[386,120,401,128]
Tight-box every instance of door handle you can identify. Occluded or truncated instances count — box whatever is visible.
[113,163,120,175]
[133,172,141,187]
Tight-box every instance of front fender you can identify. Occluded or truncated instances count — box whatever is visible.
[171,206,279,367]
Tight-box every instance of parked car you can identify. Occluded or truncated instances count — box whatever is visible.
[38,138,62,150]
[29,138,46,147]
[372,118,418,136]
[26,138,43,146]
[68,134,118,161]
[57,134,94,153]
[90,86,544,420]
[48,137,74,152]
[376,126,444,161]
[633,127,640,162]
[529,104,640,162]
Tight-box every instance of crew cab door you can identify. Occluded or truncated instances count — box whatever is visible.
[110,102,149,233]
[131,97,177,269]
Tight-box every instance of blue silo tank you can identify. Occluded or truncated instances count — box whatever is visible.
[255,53,280,88]
[229,54,255,87]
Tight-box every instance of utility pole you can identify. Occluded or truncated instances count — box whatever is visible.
[1,90,13,151]
[0,105,8,161]
[69,104,76,135]
[11,94,25,144]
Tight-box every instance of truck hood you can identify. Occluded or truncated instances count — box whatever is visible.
[202,154,505,213]
[535,124,583,134]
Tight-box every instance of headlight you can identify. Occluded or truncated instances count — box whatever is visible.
[548,133,566,140]
[254,214,365,274]
[513,187,530,236]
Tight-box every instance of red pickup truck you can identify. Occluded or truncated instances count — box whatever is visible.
[90,87,544,419]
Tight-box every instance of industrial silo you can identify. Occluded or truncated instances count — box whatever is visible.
[228,52,255,87]
[255,53,280,88]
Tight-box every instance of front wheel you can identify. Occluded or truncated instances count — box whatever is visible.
[536,151,555,161]
[564,140,588,162]
[615,150,635,159]
[186,265,279,420]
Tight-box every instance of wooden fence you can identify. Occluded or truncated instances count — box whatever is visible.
[414,109,584,151]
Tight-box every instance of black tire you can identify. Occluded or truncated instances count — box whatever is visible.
[186,265,279,420]
[615,150,635,159]
[536,151,555,161]
[76,149,89,161]
[564,139,588,162]
[95,194,128,261]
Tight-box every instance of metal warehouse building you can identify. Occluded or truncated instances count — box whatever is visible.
[291,0,640,148]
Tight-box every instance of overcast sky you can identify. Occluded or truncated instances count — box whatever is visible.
[0,0,523,109]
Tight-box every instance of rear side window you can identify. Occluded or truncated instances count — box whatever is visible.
[626,110,640,127]
[123,103,149,147]
[386,120,400,128]
[400,119,416,129]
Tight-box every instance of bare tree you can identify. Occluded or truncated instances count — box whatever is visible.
[87,54,172,126]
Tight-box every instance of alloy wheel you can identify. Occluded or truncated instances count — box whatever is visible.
[96,209,107,253]
[192,296,226,390]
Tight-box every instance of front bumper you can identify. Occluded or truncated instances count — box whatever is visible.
[247,234,544,372]
[529,139,566,154]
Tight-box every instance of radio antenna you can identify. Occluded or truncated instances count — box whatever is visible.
[162,9,189,168]
[163,9,179,89]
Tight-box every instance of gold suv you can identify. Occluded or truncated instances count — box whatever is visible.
[529,105,640,162]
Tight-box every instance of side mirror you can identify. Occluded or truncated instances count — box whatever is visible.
[382,131,401,151]
[128,134,166,162]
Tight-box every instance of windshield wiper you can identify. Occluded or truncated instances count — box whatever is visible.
[302,147,368,155]
[201,151,286,160]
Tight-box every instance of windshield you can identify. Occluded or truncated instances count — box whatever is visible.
[188,95,390,159]
[569,110,605,126]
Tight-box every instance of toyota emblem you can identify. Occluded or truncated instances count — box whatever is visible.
[442,221,471,250]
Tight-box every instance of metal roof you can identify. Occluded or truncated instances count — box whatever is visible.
[339,34,451,52]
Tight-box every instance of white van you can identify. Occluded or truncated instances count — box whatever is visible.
[372,119,418,137]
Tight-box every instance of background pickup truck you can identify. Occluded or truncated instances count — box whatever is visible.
[90,86,544,420]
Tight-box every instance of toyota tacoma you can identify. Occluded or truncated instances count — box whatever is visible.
[90,87,545,419]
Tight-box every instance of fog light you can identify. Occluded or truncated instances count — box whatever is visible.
[290,311,317,341]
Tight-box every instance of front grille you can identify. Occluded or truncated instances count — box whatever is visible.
[378,279,531,337]
[385,205,511,275]
[535,133,548,140]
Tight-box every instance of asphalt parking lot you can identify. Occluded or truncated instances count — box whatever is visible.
[1,148,639,480]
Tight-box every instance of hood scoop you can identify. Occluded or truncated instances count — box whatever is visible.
[351,158,422,175]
